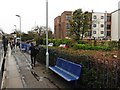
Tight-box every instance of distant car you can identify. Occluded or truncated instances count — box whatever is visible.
[48,43,53,46]
[59,44,68,48]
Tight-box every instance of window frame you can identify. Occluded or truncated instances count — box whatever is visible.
[93,15,97,19]
[93,31,96,34]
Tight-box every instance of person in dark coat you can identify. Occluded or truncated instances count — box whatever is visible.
[16,41,20,49]
[2,35,8,57]
[29,43,35,66]
[29,43,39,67]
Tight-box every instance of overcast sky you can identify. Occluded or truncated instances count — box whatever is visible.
[0,0,120,34]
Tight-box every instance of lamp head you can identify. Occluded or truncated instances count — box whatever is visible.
[16,15,20,17]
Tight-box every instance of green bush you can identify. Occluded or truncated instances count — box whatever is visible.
[108,41,118,50]
[74,44,111,51]
[36,38,43,45]
[77,40,88,44]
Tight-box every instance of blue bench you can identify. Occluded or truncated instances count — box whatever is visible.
[21,43,31,54]
[26,44,31,54]
[49,58,82,82]
[21,43,26,52]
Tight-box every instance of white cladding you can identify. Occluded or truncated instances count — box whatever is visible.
[92,13,105,39]
[118,12,120,41]
[111,11,119,41]
[111,2,120,41]
[119,1,120,9]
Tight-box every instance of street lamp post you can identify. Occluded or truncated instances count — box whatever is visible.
[46,0,49,69]
[16,15,21,49]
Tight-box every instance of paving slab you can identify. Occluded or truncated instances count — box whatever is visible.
[2,45,24,89]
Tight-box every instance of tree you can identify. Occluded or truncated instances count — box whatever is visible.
[28,31,36,39]
[21,33,33,41]
[81,11,91,39]
[69,9,91,41]
[28,25,53,45]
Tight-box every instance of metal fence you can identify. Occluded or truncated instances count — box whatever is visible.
[82,58,120,88]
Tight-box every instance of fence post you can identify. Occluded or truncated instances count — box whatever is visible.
[87,57,91,71]
[102,59,105,87]
[115,61,118,88]
[106,60,109,88]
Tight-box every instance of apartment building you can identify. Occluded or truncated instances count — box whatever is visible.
[54,11,111,40]
[92,12,105,39]
[91,12,111,40]
[54,11,72,39]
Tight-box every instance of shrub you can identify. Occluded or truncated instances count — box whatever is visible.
[108,41,118,50]
[36,46,120,88]
[74,44,111,51]
[77,40,88,44]
[36,38,43,45]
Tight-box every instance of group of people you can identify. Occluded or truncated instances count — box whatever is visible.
[2,35,21,56]
[2,35,39,67]
[9,40,20,50]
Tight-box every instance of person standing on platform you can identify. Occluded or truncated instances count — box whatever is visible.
[29,43,35,67]
[29,43,39,67]
[2,35,8,57]
[34,44,39,66]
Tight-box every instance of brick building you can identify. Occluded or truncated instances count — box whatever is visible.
[54,11,72,39]
[54,16,61,39]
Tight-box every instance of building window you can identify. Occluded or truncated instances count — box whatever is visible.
[93,24,96,27]
[88,31,91,36]
[107,16,111,22]
[66,16,71,20]
[101,16,104,19]
[101,24,104,28]
[88,24,91,29]
[93,31,96,34]
[107,25,111,29]
[66,23,70,29]
[101,31,104,34]
[93,15,97,19]
[107,31,111,36]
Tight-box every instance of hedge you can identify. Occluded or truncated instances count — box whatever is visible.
[74,44,111,51]
[36,46,120,88]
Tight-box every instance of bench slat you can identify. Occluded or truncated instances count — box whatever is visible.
[56,58,82,77]
[49,66,78,81]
